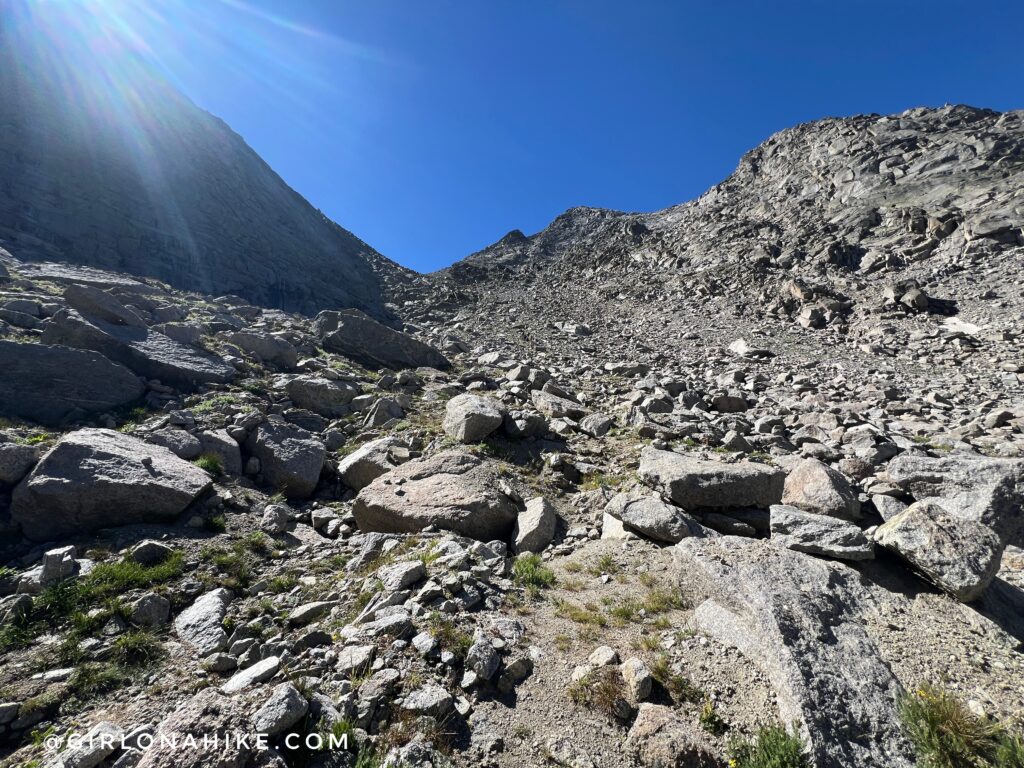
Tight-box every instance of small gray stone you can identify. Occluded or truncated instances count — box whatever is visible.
[621,657,653,702]
[131,540,173,565]
[221,655,281,693]
[130,592,171,627]
[251,683,309,736]
[401,683,454,718]
[466,634,500,680]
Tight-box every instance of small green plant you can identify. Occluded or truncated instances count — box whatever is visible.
[241,531,270,555]
[427,612,473,662]
[552,598,608,627]
[567,666,627,720]
[112,630,164,667]
[85,550,185,598]
[204,513,228,533]
[68,662,127,699]
[16,432,54,446]
[513,553,556,595]
[587,553,620,576]
[191,394,241,414]
[30,724,60,749]
[899,684,1024,768]
[727,725,809,768]
[193,452,224,476]
[579,472,623,491]
[650,654,704,703]
[700,698,728,735]
[268,572,299,593]
[353,746,382,768]
[35,578,84,619]
[202,543,257,588]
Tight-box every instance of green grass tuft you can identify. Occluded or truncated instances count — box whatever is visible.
[899,684,1024,768]
[193,452,224,476]
[727,725,809,768]
[513,553,556,595]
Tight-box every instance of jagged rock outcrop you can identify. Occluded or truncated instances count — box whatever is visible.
[874,501,1004,601]
[41,309,236,387]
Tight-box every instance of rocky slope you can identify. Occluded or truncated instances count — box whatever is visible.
[0,105,1022,768]
[0,18,408,318]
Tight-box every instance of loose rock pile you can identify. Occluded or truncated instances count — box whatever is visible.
[2,105,1024,768]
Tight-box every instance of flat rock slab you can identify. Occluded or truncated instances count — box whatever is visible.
[136,689,256,768]
[42,308,235,387]
[285,376,358,416]
[605,490,709,543]
[353,450,519,542]
[0,340,144,427]
[674,536,913,768]
[315,308,449,370]
[770,504,875,561]
[640,447,785,510]
[221,656,281,694]
[12,428,212,541]
[337,436,407,491]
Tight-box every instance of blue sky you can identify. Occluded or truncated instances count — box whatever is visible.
[35,1,1024,272]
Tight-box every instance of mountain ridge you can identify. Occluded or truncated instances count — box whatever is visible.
[0,17,410,319]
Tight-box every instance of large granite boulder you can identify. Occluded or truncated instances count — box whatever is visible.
[285,376,359,417]
[639,448,785,510]
[135,689,259,768]
[884,454,1024,546]
[354,450,519,541]
[443,393,505,443]
[0,441,38,486]
[12,428,212,541]
[314,309,449,370]
[245,420,326,498]
[513,497,558,553]
[782,458,862,521]
[174,587,232,656]
[874,501,1004,602]
[675,537,913,768]
[626,703,721,768]
[41,308,235,387]
[0,340,144,427]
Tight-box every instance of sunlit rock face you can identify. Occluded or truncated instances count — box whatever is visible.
[0,9,407,318]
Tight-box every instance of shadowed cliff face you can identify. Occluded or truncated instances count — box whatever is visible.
[0,11,409,318]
